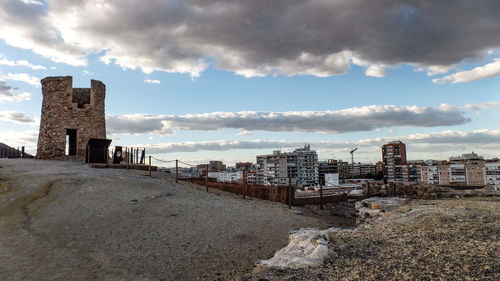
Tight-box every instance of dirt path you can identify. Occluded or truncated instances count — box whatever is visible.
[0,159,333,281]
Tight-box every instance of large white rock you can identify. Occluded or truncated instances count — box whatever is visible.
[256,227,343,268]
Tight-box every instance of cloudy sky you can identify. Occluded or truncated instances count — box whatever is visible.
[0,0,499,166]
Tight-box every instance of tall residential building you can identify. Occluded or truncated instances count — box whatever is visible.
[318,159,338,184]
[382,141,407,182]
[485,160,500,186]
[209,160,226,171]
[420,165,440,185]
[337,160,350,180]
[256,145,318,187]
[406,160,425,182]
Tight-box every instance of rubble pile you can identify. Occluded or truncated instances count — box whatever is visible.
[355,197,408,220]
[362,182,452,199]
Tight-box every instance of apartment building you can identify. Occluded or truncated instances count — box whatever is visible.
[246,171,258,185]
[208,171,243,183]
[318,159,338,184]
[382,141,407,182]
[337,160,350,180]
[256,145,318,187]
[209,160,226,171]
[375,161,384,174]
[235,162,254,172]
[420,165,440,185]
[406,160,425,182]
[346,162,377,178]
[485,161,500,185]
[420,153,489,186]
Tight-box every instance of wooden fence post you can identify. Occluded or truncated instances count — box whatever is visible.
[205,164,209,192]
[320,179,323,210]
[175,160,179,183]
[126,147,129,170]
[243,171,247,199]
[148,155,152,176]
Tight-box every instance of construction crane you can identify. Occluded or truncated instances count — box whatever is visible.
[350,147,359,181]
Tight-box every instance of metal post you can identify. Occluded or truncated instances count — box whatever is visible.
[148,155,152,176]
[175,160,179,183]
[205,164,209,192]
[21,146,25,158]
[351,152,354,182]
[126,147,129,170]
[243,171,247,199]
[320,179,323,210]
[288,177,292,209]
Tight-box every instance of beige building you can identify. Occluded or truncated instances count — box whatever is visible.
[419,153,488,187]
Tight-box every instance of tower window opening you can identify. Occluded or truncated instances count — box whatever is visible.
[66,129,77,156]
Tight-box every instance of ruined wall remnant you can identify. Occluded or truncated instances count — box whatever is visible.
[36,76,106,159]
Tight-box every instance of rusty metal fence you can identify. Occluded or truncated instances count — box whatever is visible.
[146,156,348,207]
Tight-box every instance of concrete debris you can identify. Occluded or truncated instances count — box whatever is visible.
[256,227,343,268]
[355,197,408,219]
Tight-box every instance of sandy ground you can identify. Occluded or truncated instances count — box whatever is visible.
[0,159,334,281]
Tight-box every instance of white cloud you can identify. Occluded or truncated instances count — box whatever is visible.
[351,57,387,78]
[138,129,500,155]
[0,130,38,153]
[458,101,500,111]
[20,0,44,6]
[2,1,500,80]
[0,0,88,66]
[365,65,387,78]
[433,59,500,84]
[237,130,252,136]
[0,111,37,124]
[0,54,46,70]
[106,104,471,135]
[143,78,160,84]
[0,73,40,87]
[82,70,94,76]
[0,80,32,102]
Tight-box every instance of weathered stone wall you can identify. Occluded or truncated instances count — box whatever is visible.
[72,88,91,108]
[36,76,106,159]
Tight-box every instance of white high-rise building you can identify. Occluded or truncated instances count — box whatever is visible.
[256,145,318,187]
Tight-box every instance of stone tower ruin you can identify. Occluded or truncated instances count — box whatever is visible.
[36,76,106,159]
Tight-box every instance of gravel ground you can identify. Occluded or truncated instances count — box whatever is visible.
[0,159,332,281]
[246,197,500,280]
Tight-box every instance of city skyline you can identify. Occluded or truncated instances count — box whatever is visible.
[0,1,499,165]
